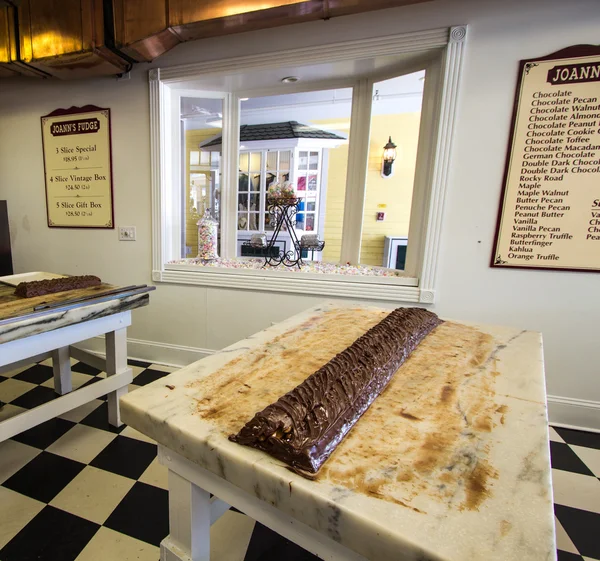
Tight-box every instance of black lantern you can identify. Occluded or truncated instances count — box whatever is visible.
[382,136,397,178]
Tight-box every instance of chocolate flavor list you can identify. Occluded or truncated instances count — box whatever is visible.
[496,55,600,271]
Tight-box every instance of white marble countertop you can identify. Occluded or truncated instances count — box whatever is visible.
[121,303,555,561]
[0,284,152,344]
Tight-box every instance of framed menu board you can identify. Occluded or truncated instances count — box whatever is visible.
[492,45,600,272]
[41,105,114,228]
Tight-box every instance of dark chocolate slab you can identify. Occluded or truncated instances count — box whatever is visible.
[14,275,101,298]
[230,307,442,473]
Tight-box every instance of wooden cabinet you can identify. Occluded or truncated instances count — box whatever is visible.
[0,0,431,79]
[15,0,129,79]
[0,6,46,78]
[112,0,180,62]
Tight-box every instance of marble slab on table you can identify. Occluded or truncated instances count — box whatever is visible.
[0,283,151,344]
[120,303,555,561]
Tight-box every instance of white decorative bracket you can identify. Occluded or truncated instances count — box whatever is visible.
[449,26,467,44]
[419,290,435,304]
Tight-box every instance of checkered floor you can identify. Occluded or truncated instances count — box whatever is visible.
[0,359,599,561]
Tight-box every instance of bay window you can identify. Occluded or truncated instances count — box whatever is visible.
[150,25,467,302]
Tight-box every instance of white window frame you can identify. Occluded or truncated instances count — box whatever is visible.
[150,25,467,303]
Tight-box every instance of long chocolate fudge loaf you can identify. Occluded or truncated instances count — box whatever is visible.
[15,275,102,298]
[230,307,442,473]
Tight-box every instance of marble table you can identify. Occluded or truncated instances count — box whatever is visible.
[0,279,154,442]
[120,303,556,561]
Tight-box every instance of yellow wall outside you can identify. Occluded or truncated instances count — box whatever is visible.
[184,128,221,255]
[316,112,421,266]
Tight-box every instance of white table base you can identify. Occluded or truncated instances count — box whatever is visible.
[0,310,132,442]
[158,446,368,561]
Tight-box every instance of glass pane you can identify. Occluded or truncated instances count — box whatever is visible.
[239,152,249,171]
[239,172,249,191]
[266,172,277,189]
[265,212,274,231]
[250,174,261,191]
[249,193,260,209]
[306,201,316,212]
[296,206,305,230]
[267,151,277,170]
[238,193,248,209]
[250,152,261,171]
[238,212,248,230]
[309,152,319,170]
[279,151,291,172]
[297,176,307,191]
[308,175,318,191]
[298,151,308,170]
[181,96,223,258]
[359,70,425,269]
[248,212,259,231]
[306,214,315,231]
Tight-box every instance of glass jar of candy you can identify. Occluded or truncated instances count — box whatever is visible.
[196,209,218,260]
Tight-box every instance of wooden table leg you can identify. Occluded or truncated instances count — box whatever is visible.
[51,346,72,395]
[105,328,128,427]
[161,470,211,561]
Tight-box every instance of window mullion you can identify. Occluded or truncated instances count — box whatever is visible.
[221,93,240,258]
[259,150,267,232]
[340,79,373,265]
[169,90,183,261]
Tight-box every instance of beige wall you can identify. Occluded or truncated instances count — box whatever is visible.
[1,0,599,428]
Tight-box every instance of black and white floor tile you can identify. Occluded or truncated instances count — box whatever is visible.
[0,359,599,561]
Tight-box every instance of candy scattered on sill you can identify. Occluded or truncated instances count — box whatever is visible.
[168,258,406,277]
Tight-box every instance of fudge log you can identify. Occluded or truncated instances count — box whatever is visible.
[230,307,442,473]
[15,275,102,298]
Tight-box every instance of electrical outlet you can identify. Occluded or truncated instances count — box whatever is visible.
[119,226,136,241]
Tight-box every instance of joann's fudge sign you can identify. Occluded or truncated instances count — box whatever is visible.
[492,45,600,272]
[41,106,114,228]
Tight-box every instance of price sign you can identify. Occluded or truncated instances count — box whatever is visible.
[41,105,114,228]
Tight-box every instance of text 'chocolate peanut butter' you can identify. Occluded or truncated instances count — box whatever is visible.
[230,307,443,473]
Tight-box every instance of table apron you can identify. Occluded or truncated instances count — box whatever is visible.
[157,445,368,561]
[0,311,132,367]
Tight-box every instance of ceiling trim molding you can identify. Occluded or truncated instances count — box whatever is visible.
[158,27,449,82]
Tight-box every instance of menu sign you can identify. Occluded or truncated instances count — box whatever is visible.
[41,106,114,228]
[492,46,600,272]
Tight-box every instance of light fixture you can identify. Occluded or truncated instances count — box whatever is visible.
[240,97,249,101]
[281,76,299,83]
[382,136,397,178]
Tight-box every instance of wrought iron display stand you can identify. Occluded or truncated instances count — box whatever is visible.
[259,197,324,269]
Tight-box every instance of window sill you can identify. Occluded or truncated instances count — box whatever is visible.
[154,262,434,303]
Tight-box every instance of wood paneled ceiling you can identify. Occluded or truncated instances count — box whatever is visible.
[0,0,430,79]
